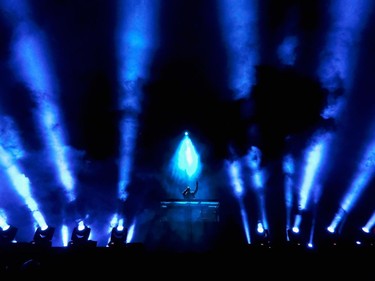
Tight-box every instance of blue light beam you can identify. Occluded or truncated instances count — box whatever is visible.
[226,160,251,243]
[170,133,202,182]
[328,141,375,232]
[218,0,259,99]
[341,142,375,213]
[362,211,375,233]
[318,0,373,119]
[0,145,48,230]
[116,0,160,201]
[283,154,295,229]
[226,159,245,198]
[298,134,329,211]
[0,116,25,160]
[277,36,299,66]
[10,16,76,202]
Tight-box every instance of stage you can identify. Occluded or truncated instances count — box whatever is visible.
[0,243,373,277]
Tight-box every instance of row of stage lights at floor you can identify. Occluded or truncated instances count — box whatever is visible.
[0,221,129,249]
[285,227,375,250]
[1,222,374,251]
[248,226,375,250]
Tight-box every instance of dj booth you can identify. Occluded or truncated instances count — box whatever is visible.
[154,200,220,251]
[159,200,220,223]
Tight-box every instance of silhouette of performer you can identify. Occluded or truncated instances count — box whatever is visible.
[182,180,199,200]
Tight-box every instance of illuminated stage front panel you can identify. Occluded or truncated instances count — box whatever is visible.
[160,200,220,222]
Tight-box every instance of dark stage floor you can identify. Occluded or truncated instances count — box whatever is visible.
[0,243,373,278]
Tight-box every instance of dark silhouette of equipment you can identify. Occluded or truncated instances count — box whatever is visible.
[68,220,97,248]
[108,226,128,248]
[31,226,55,247]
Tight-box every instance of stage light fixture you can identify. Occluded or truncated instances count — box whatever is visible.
[68,220,97,248]
[356,227,375,247]
[253,228,271,249]
[0,225,18,246]
[31,226,55,247]
[108,225,128,248]
[286,228,303,248]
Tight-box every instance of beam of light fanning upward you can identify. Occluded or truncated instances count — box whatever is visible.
[218,0,259,99]
[277,36,299,66]
[245,146,268,229]
[0,145,48,230]
[362,211,375,233]
[329,141,375,232]
[283,154,295,231]
[6,3,76,202]
[318,0,373,119]
[227,160,244,198]
[298,134,329,211]
[116,0,160,201]
[226,160,251,244]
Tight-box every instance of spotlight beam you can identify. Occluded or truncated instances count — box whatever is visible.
[116,0,160,201]
[0,145,48,229]
[218,0,259,99]
[8,8,76,202]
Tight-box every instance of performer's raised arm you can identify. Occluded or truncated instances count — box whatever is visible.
[192,180,199,196]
